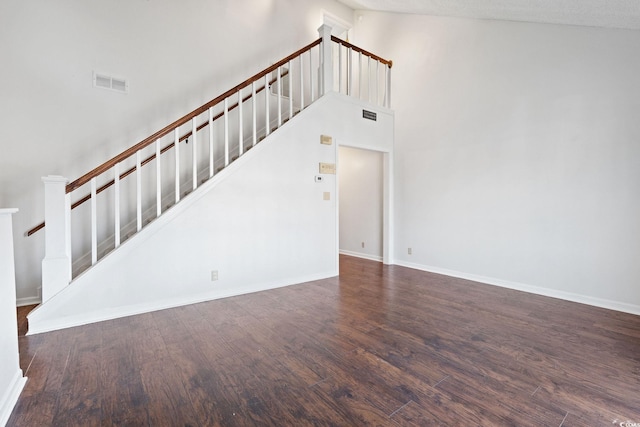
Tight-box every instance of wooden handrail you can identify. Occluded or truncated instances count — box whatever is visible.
[26,70,289,237]
[66,39,321,194]
[29,36,391,237]
[330,36,393,68]
[27,222,45,236]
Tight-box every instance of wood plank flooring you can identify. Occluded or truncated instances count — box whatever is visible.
[9,255,640,426]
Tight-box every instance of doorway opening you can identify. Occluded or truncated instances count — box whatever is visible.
[338,146,385,262]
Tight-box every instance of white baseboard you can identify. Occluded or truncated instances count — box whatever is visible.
[394,260,640,317]
[0,370,26,427]
[16,296,40,307]
[339,250,383,263]
[27,269,338,335]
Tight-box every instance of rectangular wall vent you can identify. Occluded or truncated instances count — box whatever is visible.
[93,72,129,94]
[362,109,377,121]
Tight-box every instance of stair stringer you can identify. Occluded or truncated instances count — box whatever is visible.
[28,92,395,334]
[69,108,294,278]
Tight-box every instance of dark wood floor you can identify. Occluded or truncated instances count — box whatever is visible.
[9,255,640,426]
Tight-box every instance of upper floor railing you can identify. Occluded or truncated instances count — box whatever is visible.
[35,25,392,301]
[331,35,392,108]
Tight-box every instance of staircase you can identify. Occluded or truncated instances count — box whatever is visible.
[27,26,393,334]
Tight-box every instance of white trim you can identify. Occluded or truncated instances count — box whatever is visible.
[0,370,26,427]
[322,10,352,37]
[16,296,40,307]
[394,260,640,316]
[383,151,393,264]
[27,270,338,335]
[335,138,341,274]
[331,91,394,265]
[339,249,382,263]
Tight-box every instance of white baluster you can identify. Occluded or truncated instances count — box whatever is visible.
[136,150,142,232]
[277,66,282,128]
[208,107,214,178]
[288,60,293,119]
[252,81,257,146]
[386,65,392,108]
[156,139,161,217]
[338,44,343,94]
[319,41,322,95]
[224,97,229,166]
[299,55,305,111]
[368,56,372,103]
[375,60,380,105]
[265,74,270,136]
[348,47,353,97]
[65,190,71,277]
[192,117,197,190]
[90,177,97,265]
[359,52,363,99]
[175,128,180,203]
[310,49,315,102]
[238,89,244,156]
[114,163,120,248]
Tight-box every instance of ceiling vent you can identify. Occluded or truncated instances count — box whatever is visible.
[93,71,129,94]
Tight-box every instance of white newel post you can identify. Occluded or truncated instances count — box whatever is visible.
[0,208,27,427]
[41,176,71,303]
[318,24,333,96]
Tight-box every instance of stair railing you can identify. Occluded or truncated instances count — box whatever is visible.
[330,35,393,108]
[26,69,291,238]
[35,25,392,303]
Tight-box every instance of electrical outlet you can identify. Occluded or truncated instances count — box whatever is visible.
[211,270,218,281]
[361,242,365,248]
[408,248,412,255]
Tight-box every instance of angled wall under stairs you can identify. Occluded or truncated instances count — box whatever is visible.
[28,92,394,334]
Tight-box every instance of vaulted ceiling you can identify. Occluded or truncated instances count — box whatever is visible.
[336,0,640,30]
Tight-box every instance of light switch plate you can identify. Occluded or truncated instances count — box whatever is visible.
[319,162,336,174]
[320,135,333,145]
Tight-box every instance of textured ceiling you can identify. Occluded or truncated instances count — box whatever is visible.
[336,0,640,29]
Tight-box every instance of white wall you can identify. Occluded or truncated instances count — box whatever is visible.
[0,210,26,426]
[339,146,383,261]
[353,12,640,312]
[0,0,354,304]
[28,92,394,334]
